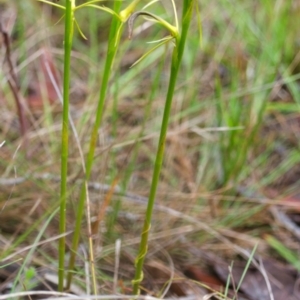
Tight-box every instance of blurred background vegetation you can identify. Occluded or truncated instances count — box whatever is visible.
[1,0,300,297]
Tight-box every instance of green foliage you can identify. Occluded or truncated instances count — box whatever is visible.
[131,0,195,295]
[266,235,300,271]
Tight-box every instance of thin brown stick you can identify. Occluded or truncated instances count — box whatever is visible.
[0,22,28,139]
[91,176,120,237]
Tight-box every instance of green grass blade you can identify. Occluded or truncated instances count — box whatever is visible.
[59,0,74,292]
[266,235,300,271]
[66,0,123,289]
[132,0,195,295]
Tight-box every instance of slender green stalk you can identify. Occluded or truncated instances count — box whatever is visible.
[66,0,123,289]
[59,0,75,292]
[132,1,194,295]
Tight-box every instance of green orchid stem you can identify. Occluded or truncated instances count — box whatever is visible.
[59,0,74,292]
[132,1,194,295]
[66,0,123,290]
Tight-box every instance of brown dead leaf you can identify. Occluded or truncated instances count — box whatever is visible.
[184,265,223,292]
[144,260,207,297]
[213,258,299,300]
